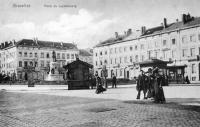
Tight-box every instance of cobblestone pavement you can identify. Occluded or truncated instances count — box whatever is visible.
[1,90,200,127]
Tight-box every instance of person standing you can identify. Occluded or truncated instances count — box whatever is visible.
[112,73,117,88]
[136,70,146,99]
[152,67,166,103]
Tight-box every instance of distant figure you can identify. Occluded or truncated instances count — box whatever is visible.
[52,50,56,62]
[185,76,190,84]
[112,73,117,88]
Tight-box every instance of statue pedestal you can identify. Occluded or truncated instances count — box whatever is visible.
[45,74,64,81]
[45,62,64,81]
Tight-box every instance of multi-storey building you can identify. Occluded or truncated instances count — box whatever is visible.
[93,13,200,83]
[0,38,79,80]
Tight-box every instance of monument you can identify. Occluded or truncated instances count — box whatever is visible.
[45,51,64,81]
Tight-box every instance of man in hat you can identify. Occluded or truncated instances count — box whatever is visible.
[136,70,147,99]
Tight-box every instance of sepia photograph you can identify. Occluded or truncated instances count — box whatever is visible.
[0,0,200,126]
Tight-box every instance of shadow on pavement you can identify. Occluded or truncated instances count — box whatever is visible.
[123,98,200,112]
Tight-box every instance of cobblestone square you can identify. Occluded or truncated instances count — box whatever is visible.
[1,86,200,127]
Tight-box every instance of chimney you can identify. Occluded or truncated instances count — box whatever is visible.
[115,32,119,38]
[5,41,8,47]
[1,43,4,48]
[127,28,132,36]
[141,26,146,35]
[182,14,187,24]
[163,18,167,28]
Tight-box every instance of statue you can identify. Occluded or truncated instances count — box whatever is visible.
[52,50,56,62]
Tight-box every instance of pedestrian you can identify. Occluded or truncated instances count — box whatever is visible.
[152,67,166,103]
[136,70,148,99]
[112,73,117,88]
[185,76,190,84]
[95,75,106,94]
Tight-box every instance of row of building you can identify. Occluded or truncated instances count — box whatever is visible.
[0,38,93,80]
[93,13,200,83]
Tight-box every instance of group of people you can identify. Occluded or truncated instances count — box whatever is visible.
[136,67,166,103]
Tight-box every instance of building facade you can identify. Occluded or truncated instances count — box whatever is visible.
[93,14,200,83]
[0,39,79,80]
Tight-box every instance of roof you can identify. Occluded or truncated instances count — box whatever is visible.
[1,39,78,50]
[94,34,130,48]
[139,58,172,68]
[79,49,92,56]
[142,17,200,36]
[63,58,93,69]
[95,16,200,48]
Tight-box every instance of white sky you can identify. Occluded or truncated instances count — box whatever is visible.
[0,0,200,48]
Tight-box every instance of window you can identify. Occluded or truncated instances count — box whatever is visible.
[182,49,187,57]
[71,54,74,59]
[135,45,138,50]
[62,53,65,59]
[110,48,113,54]
[35,62,38,67]
[100,52,102,55]
[192,64,196,73]
[41,60,44,67]
[141,44,144,50]
[120,57,122,63]
[30,61,33,66]
[141,55,144,62]
[124,56,127,63]
[190,34,196,42]
[57,53,60,59]
[155,41,158,47]
[110,59,112,64]
[124,47,127,52]
[24,61,28,67]
[163,40,167,46]
[35,53,37,57]
[155,51,158,58]
[182,36,187,43]
[100,61,102,65]
[119,47,122,53]
[96,61,98,66]
[130,46,133,51]
[96,53,97,56]
[190,48,195,57]
[105,51,107,55]
[19,61,22,67]
[19,52,22,57]
[41,52,44,58]
[130,56,133,62]
[172,50,176,58]
[29,52,33,57]
[104,59,107,64]
[67,54,70,59]
[135,55,138,62]
[120,69,123,76]
[46,61,50,67]
[198,34,200,41]
[24,52,27,57]
[46,53,49,58]
[172,38,176,45]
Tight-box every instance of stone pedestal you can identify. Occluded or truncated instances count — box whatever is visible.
[45,62,64,81]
